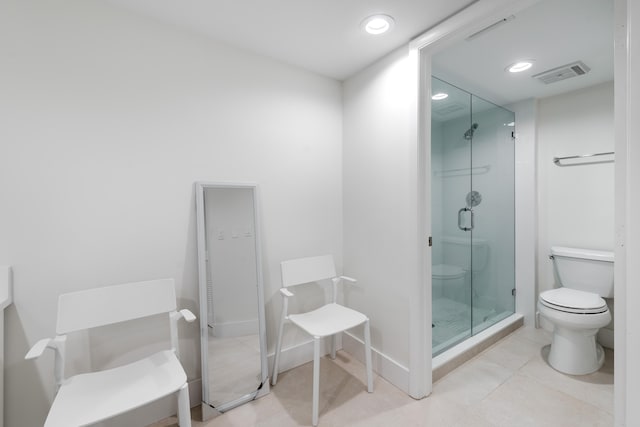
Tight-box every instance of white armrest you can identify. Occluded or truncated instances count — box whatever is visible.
[340,276,357,284]
[1,265,12,310]
[26,336,67,389]
[280,288,294,298]
[25,335,66,360]
[169,310,196,360]
[178,309,196,323]
[25,338,53,360]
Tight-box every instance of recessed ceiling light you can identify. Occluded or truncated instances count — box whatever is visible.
[361,14,395,35]
[506,61,534,73]
[432,93,448,100]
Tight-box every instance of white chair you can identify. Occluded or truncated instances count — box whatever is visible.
[271,255,373,426]
[25,278,196,427]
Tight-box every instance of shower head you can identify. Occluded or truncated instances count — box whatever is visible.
[464,123,479,140]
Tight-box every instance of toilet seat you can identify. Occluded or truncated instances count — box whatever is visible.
[539,288,608,314]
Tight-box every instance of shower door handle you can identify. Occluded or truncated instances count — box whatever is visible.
[458,207,473,231]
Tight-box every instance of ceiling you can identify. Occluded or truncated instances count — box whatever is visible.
[432,0,614,106]
[104,0,475,81]
[104,0,613,104]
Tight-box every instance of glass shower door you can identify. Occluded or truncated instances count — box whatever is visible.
[431,77,473,355]
[431,76,515,356]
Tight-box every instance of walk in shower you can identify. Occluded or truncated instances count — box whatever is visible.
[431,76,515,356]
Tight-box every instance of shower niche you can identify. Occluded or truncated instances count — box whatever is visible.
[431,77,516,356]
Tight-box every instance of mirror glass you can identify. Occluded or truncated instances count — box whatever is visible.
[195,182,269,415]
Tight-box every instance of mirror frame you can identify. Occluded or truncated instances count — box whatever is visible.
[195,182,270,418]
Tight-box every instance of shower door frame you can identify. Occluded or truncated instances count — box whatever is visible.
[406,0,538,400]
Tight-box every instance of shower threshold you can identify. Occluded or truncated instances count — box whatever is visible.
[432,312,523,382]
[432,308,513,356]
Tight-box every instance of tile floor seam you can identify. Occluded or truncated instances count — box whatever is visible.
[464,373,613,427]
[464,366,519,407]
[510,370,614,417]
[150,327,612,427]
[515,354,614,415]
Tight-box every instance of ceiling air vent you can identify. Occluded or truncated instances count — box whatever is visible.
[532,61,591,84]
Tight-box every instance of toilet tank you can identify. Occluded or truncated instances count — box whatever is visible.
[551,246,614,297]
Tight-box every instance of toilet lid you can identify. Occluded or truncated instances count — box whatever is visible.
[539,288,608,314]
[432,264,466,279]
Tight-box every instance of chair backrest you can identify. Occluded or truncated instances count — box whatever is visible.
[56,279,177,334]
[281,255,336,288]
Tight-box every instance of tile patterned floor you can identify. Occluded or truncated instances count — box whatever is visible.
[152,326,613,427]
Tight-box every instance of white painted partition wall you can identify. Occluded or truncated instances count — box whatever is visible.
[343,46,418,395]
[0,266,12,427]
[1,3,343,426]
[614,1,640,425]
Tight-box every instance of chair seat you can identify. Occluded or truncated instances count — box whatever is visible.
[45,350,187,427]
[288,303,368,338]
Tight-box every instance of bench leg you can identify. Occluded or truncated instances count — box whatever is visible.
[364,319,373,393]
[272,297,288,386]
[312,336,320,426]
[331,334,336,360]
[177,383,191,427]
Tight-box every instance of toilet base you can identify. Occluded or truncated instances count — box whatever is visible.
[547,325,605,375]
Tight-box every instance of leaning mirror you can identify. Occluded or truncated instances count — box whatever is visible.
[195,182,269,418]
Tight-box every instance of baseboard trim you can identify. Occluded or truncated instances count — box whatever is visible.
[263,333,409,394]
[266,334,343,376]
[341,331,410,394]
[189,378,202,407]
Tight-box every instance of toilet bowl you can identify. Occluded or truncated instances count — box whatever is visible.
[538,246,613,375]
[538,288,610,375]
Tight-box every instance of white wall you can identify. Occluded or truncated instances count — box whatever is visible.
[0,1,343,425]
[536,82,615,336]
[509,99,538,326]
[615,0,640,424]
[342,47,417,391]
[1,267,12,427]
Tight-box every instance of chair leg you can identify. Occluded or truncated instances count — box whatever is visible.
[177,383,191,427]
[272,299,288,386]
[312,336,320,426]
[364,319,373,393]
[331,334,336,360]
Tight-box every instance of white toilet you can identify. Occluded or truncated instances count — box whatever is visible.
[538,246,613,375]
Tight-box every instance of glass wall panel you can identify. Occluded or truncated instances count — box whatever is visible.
[431,77,515,356]
[469,95,516,335]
